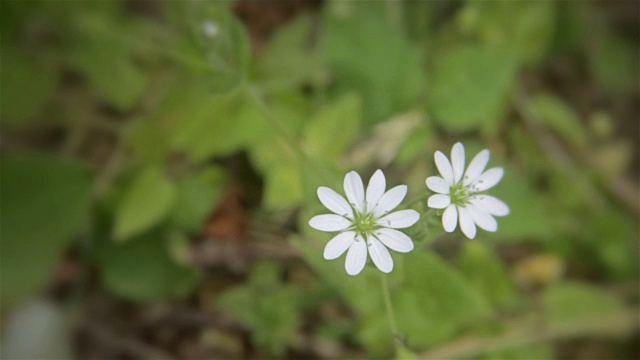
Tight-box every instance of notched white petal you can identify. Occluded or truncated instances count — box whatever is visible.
[317,187,353,218]
[434,151,454,185]
[471,195,510,216]
[366,169,386,213]
[442,204,458,232]
[375,228,414,253]
[468,205,498,232]
[472,167,504,191]
[323,231,356,260]
[368,237,393,273]
[373,185,407,217]
[451,142,466,183]
[428,194,451,209]
[345,236,367,276]
[464,149,490,185]
[378,209,420,229]
[458,206,477,239]
[309,214,351,232]
[344,171,365,213]
[426,176,449,194]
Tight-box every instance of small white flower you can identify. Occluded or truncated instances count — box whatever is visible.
[202,20,219,38]
[309,170,419,276]
[426,142,510,239]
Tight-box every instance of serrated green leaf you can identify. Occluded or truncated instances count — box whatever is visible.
[303,93,361,161]
[113,167,176,241]
[1,156,92,310]
[429,45,518,132]
[97,228,200,302]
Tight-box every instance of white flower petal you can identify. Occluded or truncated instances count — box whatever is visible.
[368,237,393,273]
[373,185,407,217]
[309,214,352,232]
[442,204,458,232]
[468,205,497,232]
[374,228,414,253]
[377,209,420,229]
[434,151,454,185]
[470,195,510,216]
[458,206,477,239]
[451,142,465,184]
[323,231,356,260]
[426,176,450,194]
[428,194,451,209]
[472,167,504,191]
[366,169,386,213]
[464,149,490,185]
[344,171,365,213]
[345,236,367,276]
[317,187,353,218]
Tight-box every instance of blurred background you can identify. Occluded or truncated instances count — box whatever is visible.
[1,0,638,359]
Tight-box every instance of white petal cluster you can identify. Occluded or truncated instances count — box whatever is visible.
[309,170,419,276]
[426,142,509,239]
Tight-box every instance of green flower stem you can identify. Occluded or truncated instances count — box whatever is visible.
[381,273,401,352]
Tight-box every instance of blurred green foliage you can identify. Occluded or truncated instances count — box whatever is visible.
[1,0,638,358]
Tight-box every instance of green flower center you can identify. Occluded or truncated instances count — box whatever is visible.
[450,181,471,206]
[353,210,380,236]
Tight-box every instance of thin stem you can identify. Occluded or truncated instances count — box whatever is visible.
[380,273,401,352]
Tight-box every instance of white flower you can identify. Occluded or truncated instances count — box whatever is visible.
[426,142,510,239]
[309,170,419,276]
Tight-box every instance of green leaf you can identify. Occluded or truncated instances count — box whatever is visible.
[323,1,424,124]
[530,93,589,149]
[263,164,303,209]
[458,241,517,309]
[429,45,518,132]
[170,89,267,162]
[482,344,553,360]
[258,15,322,91]
[303,93,362,161]
[113,167,176,242]
[217,260,302,356]
[398,251,493,348]
[490,165,555,241]
[171,1,251,93]
[462,0,555,64]
[72,40,148,112]
[0,156,92,310]
[544,281,625,327]
[96,228,200,302]
[0,49,58,126]
[126,118,170,165]
[584,207,636,280]
[171,166,226,231]
[591,32,638,95]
